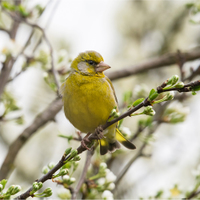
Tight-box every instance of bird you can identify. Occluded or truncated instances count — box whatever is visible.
[60,50,136,155]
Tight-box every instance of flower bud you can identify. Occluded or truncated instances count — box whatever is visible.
[65,147,72,156]
[73,155,81,161]
[48,162,55,170]
[6,185,15,195]
[100,162,107,169]
[175,82,184,88]
[108,183,115,190]
[0,184,3,192]
[37,182,43,190]
[69,177,76,184]
[42,166,49,174]
[63,175,70,182]
[102,190,114,200]
[143,106,156,116]
[164,91,174,101]
[70,149,78,158]
[32,182,39,191]
[43,187,53,197]
[167,75,179,86]
[59,169,69,176]
[11,185,21,195]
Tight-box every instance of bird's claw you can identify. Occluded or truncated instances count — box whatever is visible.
[93,126,104,140]
[81,133,92,151]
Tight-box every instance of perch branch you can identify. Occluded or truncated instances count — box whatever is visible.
[15,79,200,199]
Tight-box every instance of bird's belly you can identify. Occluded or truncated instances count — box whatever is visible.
[64,79,116,133]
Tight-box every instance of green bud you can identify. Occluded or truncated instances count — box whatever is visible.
[42,166,49,174]
[37,182,43,190]
[114,112,120,118]
[70,149,78,158]
[65,147,72,156]
[143,106,156,116]
[6,185,15,195]
[43,187,52,195]
[164,91,174,101]
[11,185,21,195]
[110,108,117,116]
[53,169,69,178]
[0,184,3,192]
[175,82,184,88]
[0,179,7,190]
[48,162,55,170]
[167,75,179,86]
[32,182,39,191]
[192,91,197,95]
[59,169,69,176]
[72,155,81,161]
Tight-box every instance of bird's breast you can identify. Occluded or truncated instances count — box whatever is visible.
[62,73,117,133]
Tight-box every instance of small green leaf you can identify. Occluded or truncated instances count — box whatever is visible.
[192,85,200,91]
[148,89,159,101]
[17,5,30,17]
[58,134,73,143]
[0,179,7,190]
[185,3,194,9]
[2,2,15,11]
[132,98,145,107]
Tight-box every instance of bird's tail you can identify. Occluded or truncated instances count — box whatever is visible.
[100,128,136,155]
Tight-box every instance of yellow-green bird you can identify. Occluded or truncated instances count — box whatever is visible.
[60,51,136,155]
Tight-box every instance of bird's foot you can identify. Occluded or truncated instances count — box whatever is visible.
[91,126,104,140]
[81,133,92,151]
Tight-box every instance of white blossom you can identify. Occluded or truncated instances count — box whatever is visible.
[63,175,70,181]
[105,169,117,182]
[70,177,76,183]
[108,182,115,190]
[100,162,107,169]
[97,178,106,186]
[102,190,114,200]
[121,126,131,137]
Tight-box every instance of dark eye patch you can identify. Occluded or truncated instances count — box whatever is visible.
[87,60,96,65]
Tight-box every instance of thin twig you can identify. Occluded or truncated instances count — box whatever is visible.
[2,8,60,95]
[114,122,160,188]
[186,189,200,199]
[72,148,95,199]
[0,26,10,35]
[14,78,200,199]
[0,97,63,180]
[106,47,200,81]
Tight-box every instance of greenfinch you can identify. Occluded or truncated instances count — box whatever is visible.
[60,51,136,155]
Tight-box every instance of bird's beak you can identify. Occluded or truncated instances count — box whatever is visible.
[96,61,111,72]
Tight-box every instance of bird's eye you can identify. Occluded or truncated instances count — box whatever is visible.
[88,60,95,65]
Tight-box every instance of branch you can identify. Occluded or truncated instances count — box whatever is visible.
[106,47,200,81]
[186,189,200,199]
[2,8,60,95]
[0,56,15,98]
[114,122,160,188]
[0,97,62,180]
[71,148,95,199]
[0,26,10,35]
[14,78,200,199]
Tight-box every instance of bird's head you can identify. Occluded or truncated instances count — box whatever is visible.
[71,51,111,76]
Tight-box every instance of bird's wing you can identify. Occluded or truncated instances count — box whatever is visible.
[105,76,118,104]
[59,82,66,97]
[116,129,136,149]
